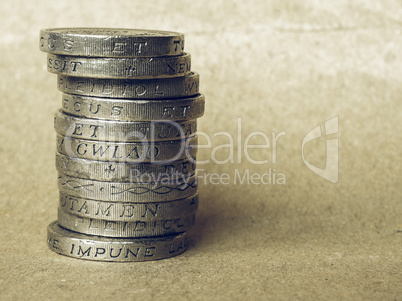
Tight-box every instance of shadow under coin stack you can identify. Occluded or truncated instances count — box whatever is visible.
[40,28,204,262]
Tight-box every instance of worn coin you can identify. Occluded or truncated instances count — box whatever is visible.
[57,208,195,238]
[58,173,198,202]
[40,28,184,57]
[56,134,197,163]
[55,152,196,182]
[47,53,191,79]
[58,192,198,221]
[61,93,205,121]
[47,221,187,262]
[54,109,197,142]
[57,73,199,98]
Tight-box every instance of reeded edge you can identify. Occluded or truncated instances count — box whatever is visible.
[56,72,200,99]
[39,28,185,57]
[54,109,198,142]
[55,152,197,183]
[61,92,204,104]
[40,28,184,38]
[46,53,192,79]
[58,192,199,221]
[47,221,187,262]
[57,207,196,238]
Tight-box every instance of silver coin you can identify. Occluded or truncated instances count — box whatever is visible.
[47,53,191,79]
[57,208,195,238]
[55,152,196,182]
[47,221,187,262]
[59,192,198,221]
[54,109,197,142]
[57,73,199,99]
[58,173,198,202]
[40,28,184,57]
[61,93,205,121]
[56,134,197,163]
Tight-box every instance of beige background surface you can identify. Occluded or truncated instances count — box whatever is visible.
[0,1,401,300]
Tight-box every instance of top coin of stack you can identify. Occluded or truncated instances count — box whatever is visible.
[40,28,185,57]
[40,28,204,262]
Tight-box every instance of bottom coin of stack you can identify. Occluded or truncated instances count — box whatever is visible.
[47,221,187,262]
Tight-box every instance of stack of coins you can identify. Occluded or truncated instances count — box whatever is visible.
[40,28,204,262]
